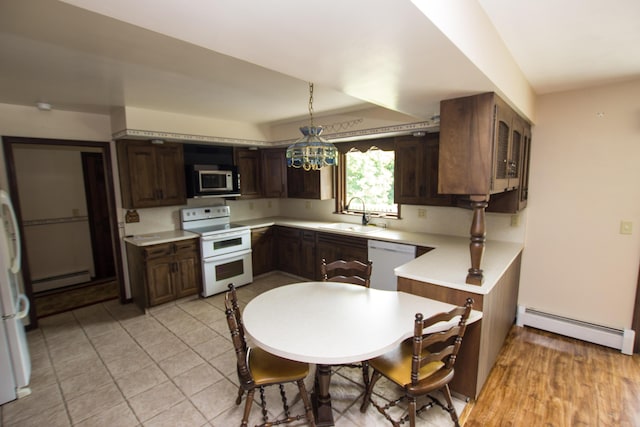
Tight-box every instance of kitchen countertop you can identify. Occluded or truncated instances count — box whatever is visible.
[123,230,198,247]
[236,217,523,296]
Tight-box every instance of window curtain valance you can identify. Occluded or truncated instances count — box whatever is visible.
[333,137,395,154]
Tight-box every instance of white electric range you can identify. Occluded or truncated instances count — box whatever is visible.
[180,205,253,297]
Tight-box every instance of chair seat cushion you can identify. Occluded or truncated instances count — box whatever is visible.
[370,341,446,389]
[248,347,310,386]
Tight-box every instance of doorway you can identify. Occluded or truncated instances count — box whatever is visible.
[2,136,124,328]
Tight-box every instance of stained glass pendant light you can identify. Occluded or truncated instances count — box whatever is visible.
[286,83,338,171]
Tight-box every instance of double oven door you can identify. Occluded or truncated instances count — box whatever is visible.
[200,228,252,297]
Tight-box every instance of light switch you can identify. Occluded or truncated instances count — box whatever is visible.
[620,221,633,235]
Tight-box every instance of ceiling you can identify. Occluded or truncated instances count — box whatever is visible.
[0,0,638,126]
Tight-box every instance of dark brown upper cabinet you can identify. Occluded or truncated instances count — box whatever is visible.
[287,166,333,200]
[260,148,288,198]
[117,139,186,208]
[394,133,455,206]
[438,92,531,199]
[234,148,262,199]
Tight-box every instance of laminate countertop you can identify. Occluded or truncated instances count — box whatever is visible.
[123,230,198,247]
[236,217,523,296]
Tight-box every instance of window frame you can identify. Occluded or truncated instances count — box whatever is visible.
[334,137,401,219]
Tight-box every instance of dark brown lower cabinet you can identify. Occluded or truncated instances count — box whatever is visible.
[300,230,317,279]
[397,252,521,399]
[316,232,368,280]
[276,227,303,277]
[251,226,275,277]
[126,238,201,310]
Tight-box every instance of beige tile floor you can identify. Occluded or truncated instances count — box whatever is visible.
[0,273,463,427]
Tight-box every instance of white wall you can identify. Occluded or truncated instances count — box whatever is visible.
[115,106,272,144]
[0,103,112,190]
[519,79,640,329]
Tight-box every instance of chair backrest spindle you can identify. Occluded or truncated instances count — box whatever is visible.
[224,283,254,389]
[321,258,373,288]
[411,298,473,385]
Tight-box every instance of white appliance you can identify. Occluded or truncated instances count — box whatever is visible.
[0,190,31,405]
[181,205,252,297]
[367,239,416,291]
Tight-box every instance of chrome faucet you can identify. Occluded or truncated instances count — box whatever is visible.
[346,196,370,226]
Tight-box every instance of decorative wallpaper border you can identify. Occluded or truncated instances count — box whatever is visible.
[111,129,270,147]
[112,119,440,147]
[23,216,89,227]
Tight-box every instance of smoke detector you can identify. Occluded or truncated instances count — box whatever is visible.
[36,102,52,111]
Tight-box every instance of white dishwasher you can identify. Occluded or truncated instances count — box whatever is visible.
[367,240,416,291]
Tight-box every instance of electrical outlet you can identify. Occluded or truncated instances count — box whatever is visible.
[305,201,311,210]
[510,214,520,227]
[267,201,272,209]
[417,208,427,218]
[620,220,633,235]
[249,202,254,210]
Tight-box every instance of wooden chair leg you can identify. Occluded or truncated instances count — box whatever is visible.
[408,396,417,427]
[441,385,460,427]
[360,370,382,412]
[297,379,317,427]
[235,387,244,405]
[241,388,255,427]
[361,361,370,389]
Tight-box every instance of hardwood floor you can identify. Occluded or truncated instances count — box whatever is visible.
[34,278,119,318]
[463,325,640,426]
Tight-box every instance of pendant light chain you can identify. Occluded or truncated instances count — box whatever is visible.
[308,82,314,128]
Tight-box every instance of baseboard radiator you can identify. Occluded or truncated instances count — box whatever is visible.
[516,305,635,355]
[32,269,91,293]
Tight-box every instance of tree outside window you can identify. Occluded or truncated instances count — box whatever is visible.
[345,147,397,216]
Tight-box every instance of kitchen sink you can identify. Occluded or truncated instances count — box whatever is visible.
[319,222,382,234]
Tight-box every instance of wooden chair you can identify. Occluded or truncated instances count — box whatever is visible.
[320,258,373,386]
[360,298,474,427]
[224,284,316,427]
[320,258,373,288]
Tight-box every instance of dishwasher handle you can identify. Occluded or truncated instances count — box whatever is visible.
[367,240,416,255]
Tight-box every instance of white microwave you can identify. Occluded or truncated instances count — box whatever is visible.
[186,165,240,198]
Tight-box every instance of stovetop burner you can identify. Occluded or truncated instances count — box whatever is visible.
[180,205,248,236]
[186,222,249,236]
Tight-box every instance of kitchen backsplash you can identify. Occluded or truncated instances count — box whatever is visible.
[122,197,526,243]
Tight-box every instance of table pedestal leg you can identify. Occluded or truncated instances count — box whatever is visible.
[312,364,334,426]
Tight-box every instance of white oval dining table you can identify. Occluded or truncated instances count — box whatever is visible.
[242,281,482,426]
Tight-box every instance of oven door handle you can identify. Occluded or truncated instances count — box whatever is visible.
[201,231,248,242]
[202,248,252,263]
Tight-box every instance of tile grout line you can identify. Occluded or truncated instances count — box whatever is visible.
[150,296,267,423]
[25,326,75,426]
[115,299,226,424]
[71,305,144,426]
[39,320,76,426]
[104,301,197,425]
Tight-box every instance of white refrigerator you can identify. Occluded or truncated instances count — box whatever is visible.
[0,190,31,405]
